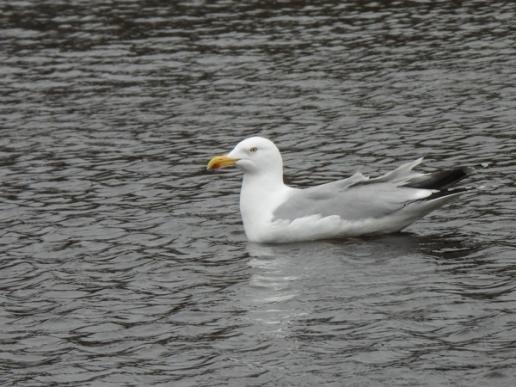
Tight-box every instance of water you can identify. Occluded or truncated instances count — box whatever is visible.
[1,0,516,385]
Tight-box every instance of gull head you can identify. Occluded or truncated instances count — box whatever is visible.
[207,136,283,176]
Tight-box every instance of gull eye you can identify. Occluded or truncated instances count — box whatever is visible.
[249,146,258,153]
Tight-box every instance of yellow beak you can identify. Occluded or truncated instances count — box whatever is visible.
[207,154,238,170]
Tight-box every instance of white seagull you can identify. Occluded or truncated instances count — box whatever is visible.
[207,137,469,243]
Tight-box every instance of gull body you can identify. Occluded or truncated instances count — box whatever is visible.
[207,137,469,243]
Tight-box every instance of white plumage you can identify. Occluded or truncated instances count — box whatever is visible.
[207,137,469,243]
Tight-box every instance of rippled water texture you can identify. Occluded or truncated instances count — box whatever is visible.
[1,1,516,386]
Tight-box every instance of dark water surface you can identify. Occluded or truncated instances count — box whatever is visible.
[1,1,516,386]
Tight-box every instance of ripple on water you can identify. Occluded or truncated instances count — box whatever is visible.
[1,0,516,386]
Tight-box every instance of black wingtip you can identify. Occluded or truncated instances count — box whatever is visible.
[405,166,470,190]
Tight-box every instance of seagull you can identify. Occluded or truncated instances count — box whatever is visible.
[207,137,469,243]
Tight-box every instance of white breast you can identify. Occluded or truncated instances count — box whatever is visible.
[239,175,292,242]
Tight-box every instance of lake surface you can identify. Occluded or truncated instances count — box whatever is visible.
[1,1,516,386]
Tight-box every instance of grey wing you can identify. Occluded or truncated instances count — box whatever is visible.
[273,159,428,221]
[370,157,424,183]
[273,182,426,221]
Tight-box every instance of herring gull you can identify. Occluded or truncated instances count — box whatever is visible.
[207,137,469,243]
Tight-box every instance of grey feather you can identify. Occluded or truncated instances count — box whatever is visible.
[273,158,454,222]
[273,182,423,221]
